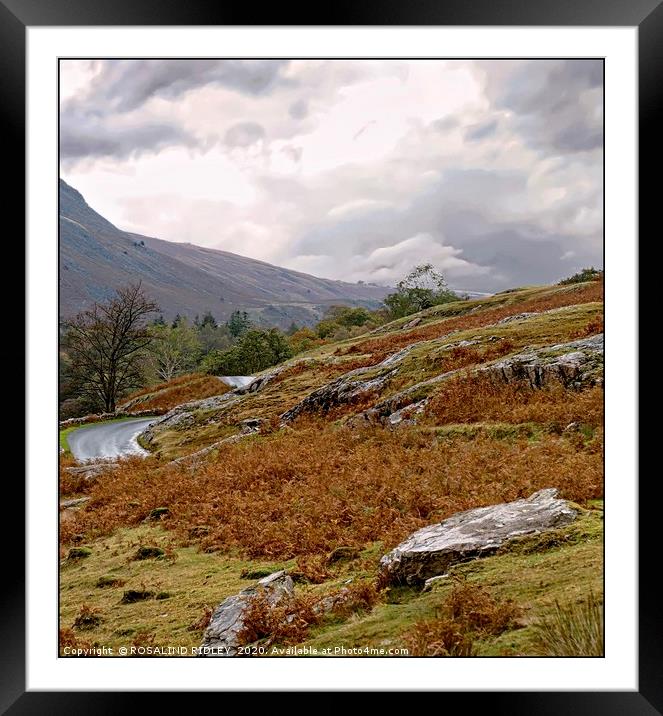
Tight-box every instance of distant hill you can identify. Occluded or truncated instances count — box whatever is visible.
[59,180,389,328]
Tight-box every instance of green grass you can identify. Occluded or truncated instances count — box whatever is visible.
[59,426,78,453]
[60,524,293,654]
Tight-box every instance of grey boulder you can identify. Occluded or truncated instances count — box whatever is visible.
[379,488,577,586]
[198,571,294,657]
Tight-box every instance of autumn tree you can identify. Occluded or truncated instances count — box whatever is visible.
[62,283,159,412]
[147,319,202,382]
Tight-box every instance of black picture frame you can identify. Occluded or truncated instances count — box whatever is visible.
[7,0,653,711]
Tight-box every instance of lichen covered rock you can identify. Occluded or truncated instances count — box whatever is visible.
[379,488,577,586]
[198,571,294,657]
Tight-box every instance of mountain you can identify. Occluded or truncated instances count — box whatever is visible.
[59,180,389,327]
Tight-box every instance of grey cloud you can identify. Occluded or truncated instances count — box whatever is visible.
[484,60,603,154]
[465,119,498,142]
[74,59,291,114]
[288,166,601,291]
[288,99,309,119]
[224,122,265,148]
[432,116,459,133]
[60,109,198,162]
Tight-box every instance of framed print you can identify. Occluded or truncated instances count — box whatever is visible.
[6,0,654,710]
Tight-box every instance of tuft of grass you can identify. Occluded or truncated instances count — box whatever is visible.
[120,589,156,604]
[72,604,103,631]
[529,592,603,656]
[67,547,92,561]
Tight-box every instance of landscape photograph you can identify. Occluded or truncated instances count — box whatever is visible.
[58,58,604,658]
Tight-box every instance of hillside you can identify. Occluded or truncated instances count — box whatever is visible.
[59,180,388,328]
[59,278,604,657]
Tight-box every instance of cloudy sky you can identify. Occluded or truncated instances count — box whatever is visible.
[60,59,603,292]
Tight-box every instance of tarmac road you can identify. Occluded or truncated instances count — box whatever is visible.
[67,417,155,461]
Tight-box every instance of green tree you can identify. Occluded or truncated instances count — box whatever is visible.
[62,283,159,412]
[201,328,293,375]
[384,263,460,319]
[200,310,218,328]
[558,267,603,285]
[227,310,252,338]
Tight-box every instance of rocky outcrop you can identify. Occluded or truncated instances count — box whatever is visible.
[280,346,416,422]
[59,497,90,509]
[59,408,164,430]
[387,399,429,426]
[352,334,603,427]
[496,312,540,325]
[64,463,116,481]
[199,571,294,657]
[379,488,577,586]
[349,367,460,428]
[482,334,603,389]
[281,370,397,422]
[402,317,422,330]
[139,365,291,447]
[234,367,287,394]
[169,418,264,466]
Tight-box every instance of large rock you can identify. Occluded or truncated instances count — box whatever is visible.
[482,334,603,389]
[280,346,416,422]
[198,571,294,657]
[379,488,578,586]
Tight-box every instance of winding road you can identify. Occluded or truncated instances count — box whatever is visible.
[218,376,254,389]
[67,378,253,461]
[67,417,155,461]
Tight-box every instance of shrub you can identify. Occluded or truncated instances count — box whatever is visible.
[384,263,461,319]
[237,580,380,648]
[529,592,603,656]
[187,606,213,633]
[72,604,103,631]
[403,579,521,656]
[201,328,293,375]
[558,267,603,285]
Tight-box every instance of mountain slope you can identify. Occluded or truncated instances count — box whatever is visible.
[59,180,388,327]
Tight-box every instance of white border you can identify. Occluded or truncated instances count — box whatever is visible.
[27,26,637,691]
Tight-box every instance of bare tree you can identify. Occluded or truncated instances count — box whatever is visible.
[62,283,159,412]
